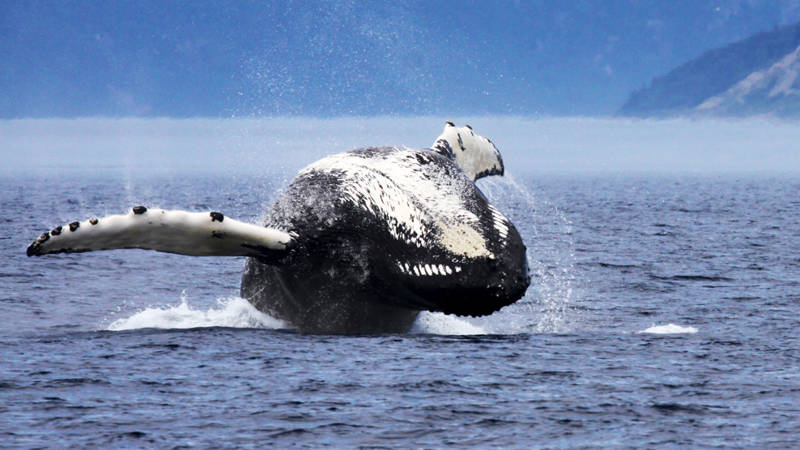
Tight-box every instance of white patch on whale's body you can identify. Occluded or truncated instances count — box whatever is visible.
[488,204,510,243]
[396,261,459,277]
[298,147,493,259]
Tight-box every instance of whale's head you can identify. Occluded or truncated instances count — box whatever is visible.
[432,122,504,181]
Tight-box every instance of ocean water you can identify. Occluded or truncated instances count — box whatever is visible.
[2,120,800,447]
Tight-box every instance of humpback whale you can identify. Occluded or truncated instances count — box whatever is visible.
[27,123,530,334]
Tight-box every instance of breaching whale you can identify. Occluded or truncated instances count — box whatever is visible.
[27,122,530,334]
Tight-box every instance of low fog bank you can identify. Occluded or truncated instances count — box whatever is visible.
[2,116,798,175]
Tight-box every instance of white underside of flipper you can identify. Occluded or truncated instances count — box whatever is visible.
[27,207,293,258]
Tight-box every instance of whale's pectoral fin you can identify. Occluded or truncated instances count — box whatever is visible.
[26,207,293,263]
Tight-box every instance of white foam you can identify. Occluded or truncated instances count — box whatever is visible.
[107,294,285,331]
[639,323,698,335]
[410,312,487,335]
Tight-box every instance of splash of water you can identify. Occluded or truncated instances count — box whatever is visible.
[411,312,487,335]
[107,291,285,331]
[108,293,488,335]
[475,174,576,334]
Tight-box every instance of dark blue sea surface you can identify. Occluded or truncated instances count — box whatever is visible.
[2,170,799,447]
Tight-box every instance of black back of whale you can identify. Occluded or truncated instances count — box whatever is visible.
[241,146,529,334]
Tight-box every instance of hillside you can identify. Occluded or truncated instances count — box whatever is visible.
[619,21,800,117]
[695,44,800,116]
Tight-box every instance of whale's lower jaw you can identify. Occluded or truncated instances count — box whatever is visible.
[240,254,529,334]
[405,274,531,318]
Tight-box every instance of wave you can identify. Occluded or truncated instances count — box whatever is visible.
[651,274,734,282]
[639,323,698,334]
